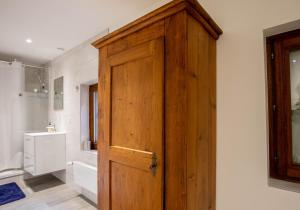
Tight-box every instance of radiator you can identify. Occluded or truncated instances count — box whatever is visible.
[73,161,97,194]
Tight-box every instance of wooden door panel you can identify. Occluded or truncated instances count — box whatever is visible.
[111,57,158,151]
[110,162,161,210]
[109,146,153,171]
[101,38,164,210]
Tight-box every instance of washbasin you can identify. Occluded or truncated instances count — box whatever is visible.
[25,132,66,136]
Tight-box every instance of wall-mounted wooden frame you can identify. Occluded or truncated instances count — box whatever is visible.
[89,83,98,150]
[267,29,300,182]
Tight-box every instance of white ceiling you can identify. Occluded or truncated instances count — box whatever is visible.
[0,0,164,65]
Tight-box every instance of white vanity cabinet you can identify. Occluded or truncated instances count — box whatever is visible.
[24,132,66,176]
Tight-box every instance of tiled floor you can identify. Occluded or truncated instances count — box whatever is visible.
[0,174,97,210]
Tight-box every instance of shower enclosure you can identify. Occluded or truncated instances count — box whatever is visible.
[0,60,48,174]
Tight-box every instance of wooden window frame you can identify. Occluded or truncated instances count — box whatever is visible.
[267,29,300,182]
[89,83,98,150]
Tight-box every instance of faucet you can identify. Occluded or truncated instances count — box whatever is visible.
[47,122,56,133]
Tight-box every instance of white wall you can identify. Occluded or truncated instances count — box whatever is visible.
[195,0,300,209]
[48,31,108,170]
[48,32,105,203]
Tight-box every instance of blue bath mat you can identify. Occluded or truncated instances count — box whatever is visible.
[0,182,25,206]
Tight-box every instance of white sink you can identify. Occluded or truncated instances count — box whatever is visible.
[25,132,66,136]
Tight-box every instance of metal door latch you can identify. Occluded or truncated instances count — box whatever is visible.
[149,153,158,176]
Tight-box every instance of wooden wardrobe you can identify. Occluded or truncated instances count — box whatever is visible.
[92,0,222,209]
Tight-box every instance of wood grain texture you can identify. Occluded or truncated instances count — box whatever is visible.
[185,0,221,37]
[187,15,209,210]
[186,15,216,210]
[98,46,109,210]
[92,0,222,49]
[95,1,220,209]
[107,20,165,56]
[110,162,158,210]
[164,11,188,210]
[208,26,217,210]
[109,146,153,171]
[99,38,164,210]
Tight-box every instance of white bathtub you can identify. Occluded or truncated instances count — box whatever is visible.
[73,161,97,195]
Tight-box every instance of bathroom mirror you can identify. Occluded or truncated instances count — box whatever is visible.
[54,76,64,110]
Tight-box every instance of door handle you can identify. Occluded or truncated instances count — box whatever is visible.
[149,153,157,176]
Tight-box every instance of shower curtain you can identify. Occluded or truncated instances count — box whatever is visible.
[0,61,49,171]
[0,61,25,171]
